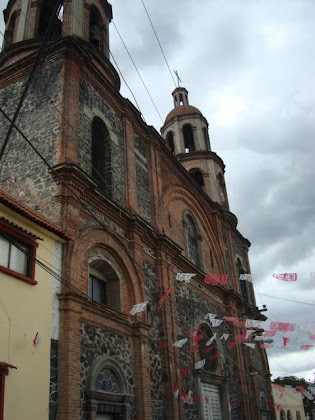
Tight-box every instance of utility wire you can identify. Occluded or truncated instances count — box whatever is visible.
[256,292,315,307]
[140,0,177,88]
[0,0,63,162]
[112,21,163,123]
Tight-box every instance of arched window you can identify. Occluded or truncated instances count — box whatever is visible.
[88,259,120,310]
[259,393,268,410]
[237,258,249,302]
[280,410,286,420]
[89,6,103,51]
[166,132,175,154]
[3,13,16,49]
[183,124,195,152]
[92,117,111,196]
[86,357,131,418]
[184,214,202,268]
[38,0,62,38]
[296,411,301,420]
[199,323,219,372]
[287,410,293,420]
[189,168,204,188]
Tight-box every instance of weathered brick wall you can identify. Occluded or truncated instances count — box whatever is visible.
[135,134,151,222]
[78,77,125,206]
[0,60,64,223]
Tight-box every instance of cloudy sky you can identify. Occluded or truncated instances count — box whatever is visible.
[1,0,315,383]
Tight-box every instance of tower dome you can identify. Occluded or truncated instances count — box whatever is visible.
[161,86,230,209]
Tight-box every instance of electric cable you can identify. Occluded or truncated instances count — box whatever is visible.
[139,0,177,88]
[112,21,163,123]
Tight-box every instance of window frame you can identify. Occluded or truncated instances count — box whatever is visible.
[0,224,38,285]
[0,368,8,420]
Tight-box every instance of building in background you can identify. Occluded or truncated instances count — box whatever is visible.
[0,1,275,419]
[0,191,66,420]
[272,383,306,420]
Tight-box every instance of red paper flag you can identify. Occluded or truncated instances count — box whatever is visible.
[276,405,282,412]
[264,331,276,337]
[203,344,215,353]
[193,333,204,342]
[309,333,315,340]
[188,344,201,352]
[270,322,295,332]
[158,286,172,311]
[156,343,168,349]
[174,382,179,399]
[296,386,307,392]
[181,388,186,401]
[260,343,273,349]
[204,273,228,286]
[279,393,284,399]
[274,384,285,392]
[180,366,191,376]
[186,326,201,335]
[273,272,297,281]
[283,337,290,347]
[195,393,200,402]
[33,332,40,347]
[300,345,313,350]
[228,341,236,350]
[205,396,209,404]
[209,352,220,360]
[268,399,274,408]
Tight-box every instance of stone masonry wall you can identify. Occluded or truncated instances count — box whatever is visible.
[81,322,135,420]
[49,339,58,420]
[0,60,64,224]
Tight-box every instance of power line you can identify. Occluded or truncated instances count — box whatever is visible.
[139,0,177,88]
[112,21,163,123]
[256,292,315,307]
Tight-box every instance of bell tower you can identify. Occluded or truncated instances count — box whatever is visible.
[161,86,230,209]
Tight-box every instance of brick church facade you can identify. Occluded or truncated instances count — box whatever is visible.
[0,1,275,419]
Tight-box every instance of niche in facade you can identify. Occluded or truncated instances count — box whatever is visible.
[189,168,204,188]
[91,117,112,196]
[37,0,62,38]
[183,124,195,152]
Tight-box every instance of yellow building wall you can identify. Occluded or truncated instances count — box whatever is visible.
[272,383,306,420]
[0,205,61,420]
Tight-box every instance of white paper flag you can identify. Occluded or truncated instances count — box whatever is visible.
[130,301,148,315]
[220,333,230,340]
[243,343,256,349]
[176,273,196,283]
[212,319,223,328]
[204,313,217,322]
[246,329,256,339]
[245,319,267,329]
[254,336,264,341]
[206,334,216,346]
[239,274,252,282]
[173,338,188,348]
[195,359,206,369]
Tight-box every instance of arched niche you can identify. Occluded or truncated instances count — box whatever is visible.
[183,123,195,152]
[86,356,133,419]
[189,168,204,189]
[91,116,112,196]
